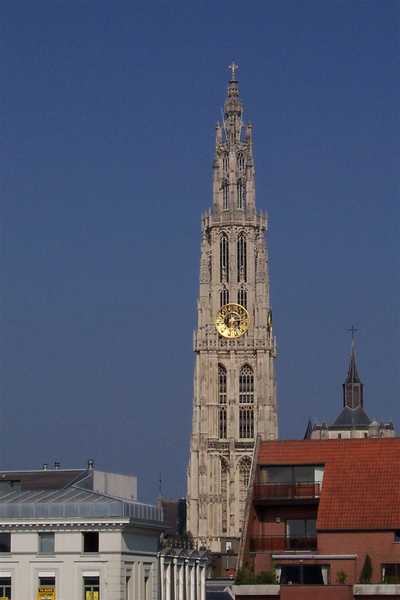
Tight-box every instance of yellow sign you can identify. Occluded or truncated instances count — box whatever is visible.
[0,596,9,600]
[37,588,55,600]
[85,593,99,600]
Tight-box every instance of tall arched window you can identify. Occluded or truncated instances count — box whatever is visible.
[223,154,229,172]
[220,234,229,282]
[218,365,227,439]
[238,153,245,171]
[237,179,245,209]
[237,234,247,282]
[221,458,229,534]
[238,286,247,309]
[222,181,229,210]
[239,365,254,439]
[220,287,229,307]
[239,457,252,530]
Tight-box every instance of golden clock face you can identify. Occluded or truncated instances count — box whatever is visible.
[215,303,249,339]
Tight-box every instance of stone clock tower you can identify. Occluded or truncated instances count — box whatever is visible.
[186,66,278,553]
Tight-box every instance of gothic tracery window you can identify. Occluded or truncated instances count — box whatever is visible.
[239,457,252,529]
[237,233,247,282]
[222,180,229,210]
[239,365,254,439]
[237,179,245,209]
[220,234,229,282]
[220,287,229,307]
[218,365,227,439]
[238,152,245,171]
[223,154,229,172]
[238,286,247,309]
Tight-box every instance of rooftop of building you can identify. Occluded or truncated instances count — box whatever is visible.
[332,405,371,427]
[256,438,400,531]
[0,466,161,525]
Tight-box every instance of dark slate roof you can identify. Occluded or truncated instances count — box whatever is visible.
[303,419,314,440]
[0,485,163,523]
[332,405,371,428]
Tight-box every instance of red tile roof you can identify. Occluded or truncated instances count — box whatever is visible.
[257,438,400,531]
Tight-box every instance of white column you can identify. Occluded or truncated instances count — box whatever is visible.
[173,558,179,600]
[185,560,190,600]
[160,555,165,600]
[165,561,171,600]
[196,561,201,600]
[200,565,206,600]
[178,563,184,600]
[190,565,195,600]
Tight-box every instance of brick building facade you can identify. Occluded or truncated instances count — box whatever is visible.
[235,438,400,598]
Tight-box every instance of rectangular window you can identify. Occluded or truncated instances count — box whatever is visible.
[294,466,315,483]
[286,519,316,537]
[259,465,323,485]
[0,533,11,553]
[382,564,400,583]
[0,577,11,598]
[395,531,400,543]
[285,519,317,550]
[83,576,100,600]
[83,531,99,553]
[38,576,55,598]
[39,577,55,586]
[38,532,55,554]
[279,565,326,585]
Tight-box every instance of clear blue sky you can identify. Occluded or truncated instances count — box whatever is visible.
[2,1,399,502]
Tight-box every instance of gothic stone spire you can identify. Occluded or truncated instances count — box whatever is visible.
[187,67,277,554]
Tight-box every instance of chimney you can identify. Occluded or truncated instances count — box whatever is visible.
[54,461,60,470]
[87,459,95,470]
[42,463,48,471]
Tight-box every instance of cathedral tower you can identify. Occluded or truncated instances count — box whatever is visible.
[186,66,278,553]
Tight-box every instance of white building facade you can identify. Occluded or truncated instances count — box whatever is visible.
[0,467,162,600]
[187,67,278,554]
[0,464,163,600]
[0,467,207,600]
[0,520,160,599]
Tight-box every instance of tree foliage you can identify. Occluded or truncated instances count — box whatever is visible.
[235,567,276,585]
[359,554,373,584]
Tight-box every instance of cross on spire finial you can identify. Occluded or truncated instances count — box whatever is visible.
[229,62,239,81]
[346,325,359,344]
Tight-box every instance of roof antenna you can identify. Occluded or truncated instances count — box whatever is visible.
[158,472,163,498]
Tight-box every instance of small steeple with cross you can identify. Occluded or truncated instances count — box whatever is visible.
[343,326,363,409]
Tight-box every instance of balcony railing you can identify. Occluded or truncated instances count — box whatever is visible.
[249,536,317,552]
[254,482,320,501]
